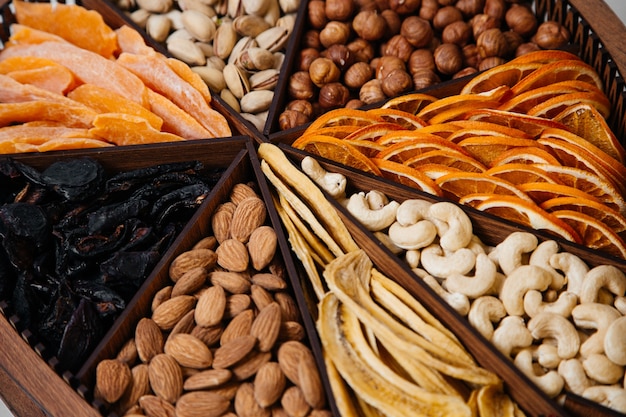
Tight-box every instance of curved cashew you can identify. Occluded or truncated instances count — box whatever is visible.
[346,192,400,232]
[523,290,578,318]
[301,156,347,199]
[514,348,564,398]
[579,265,626,304]
[529,240,566,290]
[605,316,626,365]
[445,253,498,298]
[582,353,624,385]
[558,358,591,396]
[365,190,389,210]
[419,272,470,316]
[466,235,488,255]
[583,386,626,414]
[499,265,553,316]
[549,252,589,296]
[388,219,437,250]
[527,312,580,359]
[395,199,432,226]
[468,296,506,341]
[572,302,622,357]
[420,244,476,279]
[405,249,420,269]
[489,232,538,276]
[614,296,626,315]
[426,201,473,251]
[491,316,533,358]
[535,343,561,369]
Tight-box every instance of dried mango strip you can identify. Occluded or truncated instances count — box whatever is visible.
[0,101,97,128]
[115,25,158,56]
[146,89,212,139]
[89,113,185,146]
[0,73,82,106]
[7,66,75,95]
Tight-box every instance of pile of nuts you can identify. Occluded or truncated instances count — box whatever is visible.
[94,182,331,417]
[117,0,298,131]
[279,0,571,130]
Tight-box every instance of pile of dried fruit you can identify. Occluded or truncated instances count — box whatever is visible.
[96,182,332,417]
[291,50,626,258]
[0,1,231,154]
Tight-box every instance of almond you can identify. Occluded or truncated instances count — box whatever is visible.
[298,350,325,409]
[278,321,306,342]
[148,353,183,403]
[232,351,272,381]
[136,317,164,362]
[216,238,250,272]
[138,394,176,417]
[169,248,217,281]
[115,363,151,415]
[247,225,277,270]
[183,368,233,390]
[281,386,310,417]
[230,182,259,205]
[195,284,226,327]
[192,235,218,250]
[250,284,274,310]
[175,391,230,417]
[164,333,213,369]
[212,202,236,243]
[277,341,311,385]
[275,292,300,322]
[191,324,223,347]
[152,285,173,312]
[152,295,196,330]
[226,294,252,318]
[116,338,138,365]
[251,272,287,291]
[171,266,208,297]
[221,309,254,345]
[169,308,196,337]
[213,334,257,369]
[209,270,251,294]
[96,359,132,403]
[230,196,267,243]
[234,382,271,417]
[250,302,282,352]
[254,361,286,408]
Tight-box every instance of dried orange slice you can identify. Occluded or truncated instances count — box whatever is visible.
[517,182,602,205]
[304,108,384,132]
[551,210,626,258]
[540,196,626,236]
[300,125,360,139]
[366,108,428,130]
[404,149,487,173]
[490,146,562,166]
[376,130,456,146]
[370,158,442,196]
[446,120,532,143]
[417,95,500,124]
[457,136,545,166]
[508,49,582,65]
[527,91,611,120]
[375,137,469,163]
[552,102,626,164]
[464,108,567,137]
[510,60,604,96]
[473,195,582,244]
[415,164,464,180]
[342,139,386,158]
[343,123,405,141]
[417,123,462,138]
[291,134,382,175]
[458,193,497,208]
[380,92,438,114]
[435,171,533,202]
[486,163,561,185]
[460,62,543,95]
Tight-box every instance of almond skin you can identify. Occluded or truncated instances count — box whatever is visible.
[164,333,213,369]
[148,353,183,403]
[247,225,277,270]
[171,266,208,296]
[212,334,258,369]
[209,270,251,294]
[183,368,232,390]
[216,238,250,272]
[250,302,282,352]
[212,202,236,243]
[152,295,196,330]
[96,359,132,404]
[169,248,217,281]
[230,196,267,243]
[254,361,286,408]
[135,317,164,363]
[195,284,226,327]
[175,391,230,417]
[234,382,271,417]
[229,182,259,205]
[221,309,255,345]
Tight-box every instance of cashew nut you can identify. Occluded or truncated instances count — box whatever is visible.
[445,253,498,298]
[535,343,561,369]
[405,249,420,269]
[527,312,580,359]
[426,201,473,251]
[420,244,476,279]
[514,347,564,398]
[529,240,566,290]
[604,316,626,365]
[614,296,626,315]
[579,265,626,304]
[583,386,626,414]
[522,290,578,318]
[365,189,389,210]
[558,358,591,396]
[499,265,553,316]
[468,296,506,340]
[582,353,624,385]
[491,316,533,358]
[489,232,538,275]
[346,192,399,232]
[549,252,589,296]
[301,156,347,199]
[395,199,432,226]
[571,303,621,357]
[388,220,437,250]
[419,272,470,316]
[373,231,403,255]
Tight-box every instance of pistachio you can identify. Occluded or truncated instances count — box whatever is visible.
[167,28,194,43]
[263,0,280,25]
[193,66,227,92]
[249,68,279,90]
[273,52,285,69]
[255,26,289,52]
[233,15,271,37]
[178,0,215,16]
[240,112,266,131]
[243,0,272,17]
[238,47,275,71]
[182,9,217,42]
[206,55,227,71]
[165,9,185,29]
[167,37,206,65]
[137,0,173,13]
[223,63,251,99]
[214,21,238,59]
[279,0,299,14]
[227,0,244,19]
[276,13,296,34]
[240,90,274,113]
[220,89,242,112]
[129,8,151,28]
[146,13,172,43]
[196,41,215,57]
[229,36,258,66]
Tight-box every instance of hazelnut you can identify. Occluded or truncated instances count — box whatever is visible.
[346,98,365,109]
[471,13,499,39]
[532,21,570,49]
[420,0,439,21]
[375,55,406,80]
[483,0,506,21]
[515,41,541,57]
[412,68,440,90]
[322,44,355,71]
[432,6,463,31]
[325,0,355,21]
[409,48,435,74]
[352,10,387,41]
[437,0,456,6]
[400,16,433,48]
[288,71,316,100]
[279,109,309,130]
[453,66,478,79]
[389,0,421,15]
[476,27,507,58]
[502,30,523,56]
[348,38,376,62]
[462,43,480,67]
[433,42,463,75]
[381,68,413,97]
[478,56,506,70]
[456,0,485,18]
[309,57,341,87]
[303,30,321,49]
[382,34,414,61]
[354,0,379,11]
[381,9,402,37]
[307,0,328,29]
[298,48,320,71]
[344,61,374,89]
[318,82,350,108]
[319,21,351,48]
[286,99,314,118]
[442,21,472,46]
[505,4,537,37]
[359,78,386,104]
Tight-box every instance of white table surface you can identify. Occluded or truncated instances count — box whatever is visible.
[1,1,626,417]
